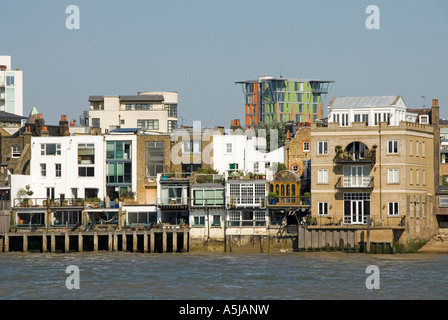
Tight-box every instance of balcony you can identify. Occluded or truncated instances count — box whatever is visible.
[334,151,376,164]
[266,196,310,207]
[226,196,266,209]
[335,177,374,189]
[156,197,189,209]
[191,197,225,208]
[13,198,85,208]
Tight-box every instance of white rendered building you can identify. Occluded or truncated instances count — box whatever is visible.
[88,91,178,134]
[11,135,105,204]
[327,95,412,127]
[212,133,285,180]
[0,55,23,116]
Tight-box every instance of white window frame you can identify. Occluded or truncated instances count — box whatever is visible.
[318,202,328,215]
[12,146,21,158]
[388,202,399,216]
[318,141,328,155]
[318,169,328,184]
[387,169,399,184]
[226,143,232,153]
[387,140,398,154]
[55,163,62,178]
[303,141,310,152]
[40,163,46,177]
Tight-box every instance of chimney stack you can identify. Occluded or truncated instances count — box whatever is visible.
[59,115,69,136]
[35,113,45,136]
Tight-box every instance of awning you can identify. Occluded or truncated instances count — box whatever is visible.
[122,206,156,213]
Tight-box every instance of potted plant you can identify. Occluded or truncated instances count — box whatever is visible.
[17,185,34,206]
[303,192,311,205]
[268,192,279,205]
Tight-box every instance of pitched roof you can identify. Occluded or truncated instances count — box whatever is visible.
[328,95,404,109]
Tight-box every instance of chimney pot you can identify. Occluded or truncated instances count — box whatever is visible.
[433,99,439,107]
[37,113,43,119]
[61,115,67,121]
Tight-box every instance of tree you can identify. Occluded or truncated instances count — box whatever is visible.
[252,121,286,152]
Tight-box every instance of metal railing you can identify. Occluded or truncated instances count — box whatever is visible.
[334,151,376,163]
[266,196,310,206]
[335,177,374,189]
[13,198,85,208]
[308,214,405,227]
[156,197,189,206]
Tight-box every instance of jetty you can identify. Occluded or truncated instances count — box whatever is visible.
[0,228,189,253]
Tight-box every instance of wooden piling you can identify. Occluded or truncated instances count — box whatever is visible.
[162,229,167,253]
[133,231,137,252]
[108,232,113,251]
[122,231,127,251]
[23,234,28,252]
[143,230,148,253]
[78,232,83,252]
[113,232,118,251]
[93,232,98,252]
[4,233,9,252]
[42,232,47,252]
[65,232,69,252]
[173,230,177,253]
[51,233,56,252]
[183,228,188,252]
[150,229,155,253]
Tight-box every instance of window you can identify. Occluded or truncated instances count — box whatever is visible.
[388,140,398,154]
[12,146,21,158]
[388,169,399,184]
[107,141,131,160]
[6,76,14,87]
[254,162,259,173]
[318,202,328,215]
[193,189,224,206]
[193,215,205,227]
[137,119,159,130]
[226,143,232,153]
[440,196,448,208]
[107,162,132,184]
[292,165,299,172]
[303,141,310,152]
[146,142,164,177]
[318,169,328,184]
[165,104,177,117]
[212,215,221,227]
[182,140,201,154]
[419,115,429,124]
[318,141,328,155]
[78,143,95,177]
[40,163,46,177]
[168,120,177,133]
[41,143,61,156]
[265,162,270,169]
[91,118,100,128]
[55,164,61,177]
[388,202,399,216]
[229,183,265,205]
[229,163,238,170]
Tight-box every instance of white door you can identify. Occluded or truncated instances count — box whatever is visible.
[351,200,364,224]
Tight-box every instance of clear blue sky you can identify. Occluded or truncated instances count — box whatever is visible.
[1,0,447,127]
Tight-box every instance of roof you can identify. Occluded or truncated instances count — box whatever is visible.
[119,95,164,102]
[236,78,334,84]
[328,95,404,109]
[110,128,140,134]
[0,111,27,122]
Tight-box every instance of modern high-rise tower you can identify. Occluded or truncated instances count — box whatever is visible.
[0,56,23,116]
[236,76,333,129]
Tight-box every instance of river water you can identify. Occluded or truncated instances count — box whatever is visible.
[0,251,447,300]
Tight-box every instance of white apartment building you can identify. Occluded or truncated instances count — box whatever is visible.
[88,91,178,134]
[0,55,23,116]
[327,95,413,127]
[11,135,105,204]
[212,133,284,179]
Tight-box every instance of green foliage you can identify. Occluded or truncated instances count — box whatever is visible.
[252,121,286,152]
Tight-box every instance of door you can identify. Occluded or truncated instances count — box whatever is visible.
[351,166,363,187]
[351,200,364,224]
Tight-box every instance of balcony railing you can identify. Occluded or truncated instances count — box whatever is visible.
[334,151,376,164]
[13,198,85,208]
[227,197,266,209]
[266,196,311,206]
[307,214,406,228]
[190,198,225,207]
[193,174,225,184]
[335,177,374,189]
[156,197,189,206]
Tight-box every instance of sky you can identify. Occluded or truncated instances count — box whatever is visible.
[1,0,447,127]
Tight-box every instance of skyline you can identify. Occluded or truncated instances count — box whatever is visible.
[1,0,447,127]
